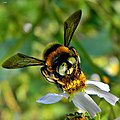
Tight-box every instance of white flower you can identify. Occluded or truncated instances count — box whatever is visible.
[115,117,120,120]
[36,80,119,118]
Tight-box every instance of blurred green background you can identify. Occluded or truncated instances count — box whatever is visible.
[0,0,120,120]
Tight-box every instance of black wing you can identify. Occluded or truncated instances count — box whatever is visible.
[2,53,45,69]
[64,10,82,47]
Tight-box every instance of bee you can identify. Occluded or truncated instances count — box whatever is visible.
[2,10,86,94]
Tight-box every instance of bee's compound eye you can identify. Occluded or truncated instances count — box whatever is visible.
[68,57,76,65]
[57,62,67,76]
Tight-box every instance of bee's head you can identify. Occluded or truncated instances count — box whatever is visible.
[43,44,79,76]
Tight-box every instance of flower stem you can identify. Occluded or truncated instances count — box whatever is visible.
[110,105,116,119]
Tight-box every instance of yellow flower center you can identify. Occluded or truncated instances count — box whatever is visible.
[62,71,87,94]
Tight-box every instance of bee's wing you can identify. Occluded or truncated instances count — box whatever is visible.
[2,53,45,69]
[64,10,82,47]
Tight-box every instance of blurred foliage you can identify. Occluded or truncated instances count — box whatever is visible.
[0,0,120,120]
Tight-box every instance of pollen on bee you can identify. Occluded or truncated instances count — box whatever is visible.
[63,71,87,94]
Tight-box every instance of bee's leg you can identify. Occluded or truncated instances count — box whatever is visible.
[69,47,78,55]
[41,67,55,83]
[41,67,64,92]
[69,47,81,72]
[55,82,63,92]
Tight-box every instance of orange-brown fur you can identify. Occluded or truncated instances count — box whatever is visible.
[46,46,70,69]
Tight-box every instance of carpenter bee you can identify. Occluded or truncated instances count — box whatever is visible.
[2,10,86,94]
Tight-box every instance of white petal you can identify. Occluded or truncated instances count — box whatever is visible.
[85,86,119,106]
[86,80,110,92]
[115,117,120,120]
[36,93,68,104]
[72,92,101,118]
